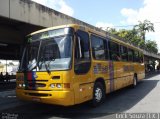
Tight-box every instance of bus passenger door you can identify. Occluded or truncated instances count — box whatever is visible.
[73,30,92,104]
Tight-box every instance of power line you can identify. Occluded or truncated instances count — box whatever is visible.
[113,25,135,28]
[108,22,160,28]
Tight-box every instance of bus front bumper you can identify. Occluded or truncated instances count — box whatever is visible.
[16,89,74,106]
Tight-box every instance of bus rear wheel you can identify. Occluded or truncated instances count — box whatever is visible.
[91,82,105,107]
[133,75,138,88]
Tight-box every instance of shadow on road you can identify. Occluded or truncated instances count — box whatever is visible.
[1,73,160,119]
[145,71,160,79]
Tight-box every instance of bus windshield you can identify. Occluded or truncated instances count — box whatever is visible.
[19,28,73,72]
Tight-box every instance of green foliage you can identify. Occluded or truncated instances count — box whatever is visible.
[107,20,158,54]
[107,28,118,35]
[145,40,158,53]
[134,20,154,41]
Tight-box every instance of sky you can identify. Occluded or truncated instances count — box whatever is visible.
[31,0,160,51]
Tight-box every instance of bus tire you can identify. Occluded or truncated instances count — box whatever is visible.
[91,82,106,107]
[132,75,137,88]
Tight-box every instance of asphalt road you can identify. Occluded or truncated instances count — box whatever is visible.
[0,73,160,119]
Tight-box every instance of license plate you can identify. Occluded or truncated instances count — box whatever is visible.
[32,97,41,101]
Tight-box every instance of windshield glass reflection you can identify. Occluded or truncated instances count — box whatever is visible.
[19,28,73,72]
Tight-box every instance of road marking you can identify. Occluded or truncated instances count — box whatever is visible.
[7,95,16,98]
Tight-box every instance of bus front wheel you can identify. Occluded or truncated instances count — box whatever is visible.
[91,82,105,107]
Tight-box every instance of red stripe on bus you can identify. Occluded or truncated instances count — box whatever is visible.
[27,72,32,81]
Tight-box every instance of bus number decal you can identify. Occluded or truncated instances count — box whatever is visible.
[123,65,134,72]
[93,64,108,74]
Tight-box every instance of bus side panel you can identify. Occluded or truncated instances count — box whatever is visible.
[114,62,134,90]
[79,83,94,102]
[114,62,123,90]
[73,70,93,104]
[140,64,145,80]
[135,63,145,81]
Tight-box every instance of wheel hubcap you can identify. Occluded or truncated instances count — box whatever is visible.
[95,88,102,102]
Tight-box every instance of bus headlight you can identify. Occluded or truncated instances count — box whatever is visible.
[23,84,26,87]
[50,84,55,88]
[56,84,62,88]
[19,84,22,87]
[50,83,62,88]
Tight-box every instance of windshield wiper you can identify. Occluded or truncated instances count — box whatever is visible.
[29,65,37,71]
[45,62,51,74]
[45,58,56,73]
[38,57,55,74]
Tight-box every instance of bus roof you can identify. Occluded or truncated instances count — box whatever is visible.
[29,24,79,36]
[29,24,142,52]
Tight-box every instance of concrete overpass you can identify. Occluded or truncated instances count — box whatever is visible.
[0,0,95,60]
[0,0,160,62]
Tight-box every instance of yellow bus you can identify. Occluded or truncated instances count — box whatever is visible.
[16,24,145,106]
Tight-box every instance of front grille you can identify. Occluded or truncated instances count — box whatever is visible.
[25,93,52,97]
[35,83,46,88]
[27,83,46,88]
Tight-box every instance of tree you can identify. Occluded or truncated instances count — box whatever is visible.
[107,28,118,35]
[108,28,141,45]
[134,20,154,41]
[106,22,158,54]
[117,29,138,44]
[145,40,158,53]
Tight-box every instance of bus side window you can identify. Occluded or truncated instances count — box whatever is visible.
[139,52,144,63]
[134,51,139,62]
[109,41,120,61]
[120,45,128,61]
[74,30,91,74]
[128,48,134,62]
[91,35,107,60]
